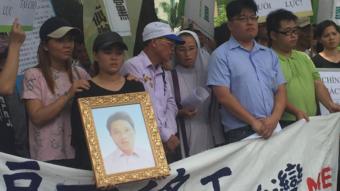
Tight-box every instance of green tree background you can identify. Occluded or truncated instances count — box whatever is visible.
[157,0,185,29]
[215,0,227,27]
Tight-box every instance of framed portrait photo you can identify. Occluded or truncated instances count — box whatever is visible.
[77,92,169,188]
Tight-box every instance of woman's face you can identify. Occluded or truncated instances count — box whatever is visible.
[45,35,75,62]
[94,47,124,75]
[175,35,198,68]
[319,25,340,49]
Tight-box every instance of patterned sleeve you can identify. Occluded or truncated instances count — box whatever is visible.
[74,66,91,80]
[21,68,43,101]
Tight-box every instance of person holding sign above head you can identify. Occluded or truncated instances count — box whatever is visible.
[207,0,287,144]
[0,19,25,155]
[266,9,340,128]
[21,17,91,166]
[70,31,145,170]
[0,19,25,95]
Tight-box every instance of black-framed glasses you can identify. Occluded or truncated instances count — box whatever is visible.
[231,15,259,23]
[275,28,299,36]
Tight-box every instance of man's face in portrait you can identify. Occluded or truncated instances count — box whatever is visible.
[109,119,135,155]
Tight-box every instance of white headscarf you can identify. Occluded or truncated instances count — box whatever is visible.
[175,30,209,87]
[172,30,215,156]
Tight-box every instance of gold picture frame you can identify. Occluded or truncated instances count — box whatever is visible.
[77,92,169,188]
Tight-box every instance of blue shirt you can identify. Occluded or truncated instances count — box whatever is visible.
[207,37,286,131]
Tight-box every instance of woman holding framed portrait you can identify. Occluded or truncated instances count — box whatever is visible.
[70,31,145,170]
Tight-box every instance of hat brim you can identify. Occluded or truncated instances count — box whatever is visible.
[97,41,128,51]
[163,34,185,44]
[47,26,81,40]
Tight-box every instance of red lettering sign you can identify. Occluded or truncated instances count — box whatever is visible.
[306,167,332,191]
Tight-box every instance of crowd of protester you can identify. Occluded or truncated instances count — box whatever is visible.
[0,0,339,187]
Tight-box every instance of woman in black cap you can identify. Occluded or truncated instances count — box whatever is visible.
[21,17,90,166]
[70,31,145,170]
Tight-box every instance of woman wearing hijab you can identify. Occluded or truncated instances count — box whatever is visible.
[170,30,215,157]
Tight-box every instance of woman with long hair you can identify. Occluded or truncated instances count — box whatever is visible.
[71,31,145,170]
[21,17,90,166]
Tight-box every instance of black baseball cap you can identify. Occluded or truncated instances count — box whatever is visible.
[39,17,81,41]
[92,31,128,52]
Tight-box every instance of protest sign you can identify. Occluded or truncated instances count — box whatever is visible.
[318,68,340,115]
[83,0,141,61]
[0,113,338,190]
[18,0,55,75]
[184,0,214,40]
[103,0,131,36]
[256,0,313,18]
[0,0,37,32]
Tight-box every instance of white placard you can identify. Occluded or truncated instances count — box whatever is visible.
[18,0,55,75]
[0,0,37,32]
[184,0,214,40]
[256,0,313,16]
[103,0,131,36]
[318,68,340,115]
[332,0,340,25]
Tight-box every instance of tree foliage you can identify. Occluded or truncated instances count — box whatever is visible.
[214,0,227,27]
[159,0,185,29]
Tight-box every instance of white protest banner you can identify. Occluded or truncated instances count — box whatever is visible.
[318,68,340,115]
[0,0,37,32]
[0,113,339,190]
[103,0,131,36]
[18,0,55,75]
[254,0,313,22]
[184,0,214,40]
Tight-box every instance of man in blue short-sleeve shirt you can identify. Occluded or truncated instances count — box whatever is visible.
[207,0,287,144]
